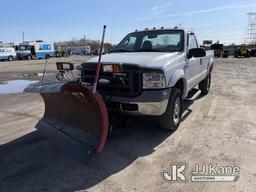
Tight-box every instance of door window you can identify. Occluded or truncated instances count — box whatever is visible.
[188,35,198,50]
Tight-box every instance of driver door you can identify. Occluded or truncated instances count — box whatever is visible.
[185,34,203,91]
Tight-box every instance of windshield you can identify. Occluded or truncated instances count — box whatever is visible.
[114,30,184,53]
[18,45,30,51]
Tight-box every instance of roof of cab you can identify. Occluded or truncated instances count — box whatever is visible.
[132,26,186,33]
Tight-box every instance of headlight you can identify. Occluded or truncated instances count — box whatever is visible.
[143,73,166,89]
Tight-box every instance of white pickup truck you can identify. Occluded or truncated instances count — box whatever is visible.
[80,27,214,131]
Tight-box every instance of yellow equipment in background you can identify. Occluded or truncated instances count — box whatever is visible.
[234,44,251,58]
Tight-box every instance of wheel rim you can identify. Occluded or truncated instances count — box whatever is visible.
[173,97,181,126]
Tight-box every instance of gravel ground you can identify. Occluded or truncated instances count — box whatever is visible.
[0,56,256,192]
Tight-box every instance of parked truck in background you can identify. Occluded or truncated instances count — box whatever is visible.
[234,44,251,58]
[202,40,213,51]
[69,45,91,55]
[55,46,70,58]
[16,40,55,60]
[211,43,223,58]
[0,47,16,61]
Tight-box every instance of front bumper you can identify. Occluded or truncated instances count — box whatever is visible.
[16,53,27,59]
[107,88,171,116]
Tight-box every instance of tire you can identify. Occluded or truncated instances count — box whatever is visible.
[199,73,211,95]
[159,88,183,131]
[45,54,50,59]
[8,56,14,61]
[27,55,32,60]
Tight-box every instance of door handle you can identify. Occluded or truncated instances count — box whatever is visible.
[200,58,203,65]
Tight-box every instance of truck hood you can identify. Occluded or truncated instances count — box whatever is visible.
[87,52,183,68]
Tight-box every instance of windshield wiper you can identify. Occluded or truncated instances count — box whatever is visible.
[114,48,162,53]
[137,48,162,52]
[113,49,133,53]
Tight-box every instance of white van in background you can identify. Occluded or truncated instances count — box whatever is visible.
[0,47,16,61]
[69,45,91,55]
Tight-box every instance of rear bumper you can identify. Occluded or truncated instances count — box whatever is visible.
[107,89,171,116]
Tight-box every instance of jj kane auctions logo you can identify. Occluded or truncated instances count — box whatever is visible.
[161,163,240,183]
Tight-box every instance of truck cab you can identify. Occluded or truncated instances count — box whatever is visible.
[80,27,214,131]
[16,41,55,60]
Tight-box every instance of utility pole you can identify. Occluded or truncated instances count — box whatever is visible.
[22,31,25,42]
[83,35,86,45]
[247,12,256,45]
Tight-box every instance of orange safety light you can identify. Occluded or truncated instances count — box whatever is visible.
[113,64,121,73]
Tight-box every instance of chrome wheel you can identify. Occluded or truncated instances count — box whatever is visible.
[173,97,181,126]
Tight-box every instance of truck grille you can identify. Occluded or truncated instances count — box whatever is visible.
[81,63,142,97]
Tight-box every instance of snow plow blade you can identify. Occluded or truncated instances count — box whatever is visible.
[24,81,109,164]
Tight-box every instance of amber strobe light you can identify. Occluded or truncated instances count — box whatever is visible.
[113,64,121,73]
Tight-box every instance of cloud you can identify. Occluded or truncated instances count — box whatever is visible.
[152,2,173,11]
[139,2,256,21]
[152,2,174,15]
[114,6,121,11]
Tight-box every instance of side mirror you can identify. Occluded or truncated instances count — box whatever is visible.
[108,49,115,53]
[188,48,206,59]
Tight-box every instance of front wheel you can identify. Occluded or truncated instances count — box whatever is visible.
[8,56,14,61]
[159,88,183,131]
[27,55,32,60]
[199,73,211,95]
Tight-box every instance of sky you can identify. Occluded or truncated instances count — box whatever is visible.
[1,0,256,45]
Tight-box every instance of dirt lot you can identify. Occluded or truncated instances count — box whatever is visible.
[0,56,256,192]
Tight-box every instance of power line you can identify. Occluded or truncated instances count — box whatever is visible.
[246,12,256,44]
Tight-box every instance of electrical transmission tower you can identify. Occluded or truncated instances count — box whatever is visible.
[247,12,256,45]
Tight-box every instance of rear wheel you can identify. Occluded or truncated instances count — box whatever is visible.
[159,88,183,131]
[45,54,50,59]
[199,73,211,95]
[27,55,32,60]
[8,56,14,61]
